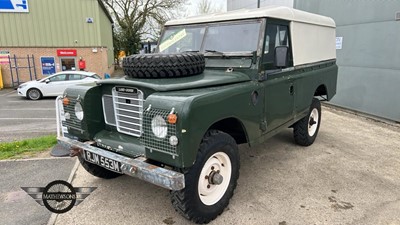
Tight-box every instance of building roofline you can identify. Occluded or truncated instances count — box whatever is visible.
[97,0,113,24]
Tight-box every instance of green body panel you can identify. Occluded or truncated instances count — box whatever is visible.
[143,81,264,167]
[98,70,251,92]
[94,130,145,157]
[65,84,104,140]
[63,62,337,168]
[60,15,338,169]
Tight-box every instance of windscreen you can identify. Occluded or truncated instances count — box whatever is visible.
[158,20,262,54]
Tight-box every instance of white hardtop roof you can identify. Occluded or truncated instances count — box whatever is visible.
[166,6,335,27]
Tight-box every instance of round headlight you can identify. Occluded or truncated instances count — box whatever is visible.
[151,115,167,138]
[74,102,84,121]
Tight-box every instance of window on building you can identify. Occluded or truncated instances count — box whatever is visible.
[60,58,76,71]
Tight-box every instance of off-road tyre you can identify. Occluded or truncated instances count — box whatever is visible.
[293,98,321,146]
[170,130,240,224]
[78,155,122,179]
[27,88,42,100]
[123,53,205,79]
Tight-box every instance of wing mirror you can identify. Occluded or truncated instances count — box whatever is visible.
[45,79,50,84]
[274,46,289,68]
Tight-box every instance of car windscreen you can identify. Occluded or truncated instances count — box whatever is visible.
[158,20,262,55]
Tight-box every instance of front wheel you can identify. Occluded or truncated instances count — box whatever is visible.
[170,130,240,224]
[27,88,42,100]
[293,98,321,146]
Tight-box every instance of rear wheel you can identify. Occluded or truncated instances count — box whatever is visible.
[78,156,122,179]
[27,88,42,100]
[170,130,240,224]
[293,98,321,146]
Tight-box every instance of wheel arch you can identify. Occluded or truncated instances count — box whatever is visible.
[208,117,249,145]
[26,87,43,99]
[314,84,328,99]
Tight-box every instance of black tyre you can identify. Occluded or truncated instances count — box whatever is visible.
[170,130,240,224]
[293,98,321,146]
[123,53,205,79]
[78,156,122,179]
[27,88,42,100]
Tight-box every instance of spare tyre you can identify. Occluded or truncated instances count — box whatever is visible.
[123,53,205,79]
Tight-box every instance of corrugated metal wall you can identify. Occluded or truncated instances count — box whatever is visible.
[294,0,400,122]
[98,5,114,68]
[0,0,112,48]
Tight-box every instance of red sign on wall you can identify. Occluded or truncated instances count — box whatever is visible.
[57,49,77,57]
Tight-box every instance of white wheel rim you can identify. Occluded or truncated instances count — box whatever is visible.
[198,152,232,206]
[308,108,319,136]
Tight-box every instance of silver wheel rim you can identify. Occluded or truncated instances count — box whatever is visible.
[29,89,40,100]
[308,108,319,136]
[198,152,232,206]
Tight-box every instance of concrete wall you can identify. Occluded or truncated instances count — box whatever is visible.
[294,0,400,122]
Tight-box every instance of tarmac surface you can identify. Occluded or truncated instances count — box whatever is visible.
[0,89,57,142]
[0,158,76,225]
[50,106,400,225]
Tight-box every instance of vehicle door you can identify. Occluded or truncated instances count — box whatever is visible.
[261,19,295,133]
[43,74,68,96]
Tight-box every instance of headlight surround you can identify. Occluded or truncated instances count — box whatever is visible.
[151,115,168,138]
[18,84,27,89]
[74,102,84,121]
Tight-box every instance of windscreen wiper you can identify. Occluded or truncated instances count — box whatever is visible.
[204,49,224,55]
[182,50,200,53]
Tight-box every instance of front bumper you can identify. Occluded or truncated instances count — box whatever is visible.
[17,88,26,97]
[57,136,185,190]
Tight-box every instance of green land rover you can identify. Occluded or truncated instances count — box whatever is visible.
[57,6,338,224]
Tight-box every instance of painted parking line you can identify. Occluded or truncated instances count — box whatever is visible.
[0,108,55,111]
[7,100,54,103]
[0,90,16,97]
[0,118,54,120]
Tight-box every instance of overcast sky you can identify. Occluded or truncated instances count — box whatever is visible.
[184,0,227,16]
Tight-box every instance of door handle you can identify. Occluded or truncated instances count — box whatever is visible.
[289,85,294,95]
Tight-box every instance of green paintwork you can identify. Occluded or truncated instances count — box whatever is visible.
[98,70,251,92]
[61,16,338,169]
[64,83,104,141]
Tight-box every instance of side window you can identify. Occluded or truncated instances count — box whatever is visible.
[263,23,291,68]
[49,74,67,82]
[68,74,82,80]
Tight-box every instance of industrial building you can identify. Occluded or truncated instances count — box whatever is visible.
[228,0,400,122]
[0,0,114,88]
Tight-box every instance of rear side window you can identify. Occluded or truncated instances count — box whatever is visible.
[92,74,101,79]
[263,24,289,64]
[49,74,67,82]
[68,74,82,80]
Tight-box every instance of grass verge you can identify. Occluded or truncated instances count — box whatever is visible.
[0,135,57,160]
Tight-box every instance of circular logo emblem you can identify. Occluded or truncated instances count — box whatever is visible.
[42,180,76,214]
